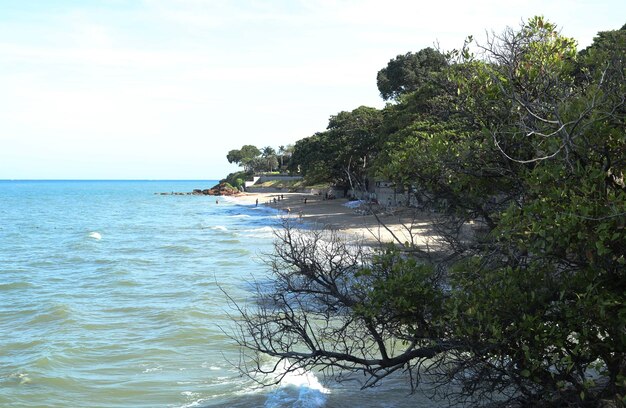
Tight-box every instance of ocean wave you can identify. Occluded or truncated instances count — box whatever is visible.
[33,355,56,369]
[253,360,330,408]
[28,304,73,325]
[240,226,276,239]
[214,260,245,267]
[3,372,32,386]
[26,259,59,268]
[119,258,155,267]
[195,366,330,408]
[216,238,241,245]
[101,305,145,314]
[93,258,117,265]
[241,226,274,233]
[159,245,196,254]
[116,279,141,287]
[0,281,35,290]
[177,397,210,408]
[181,390,201,401]
[219,248,251,256]
[88,231,102,240]
[2,339,45,352]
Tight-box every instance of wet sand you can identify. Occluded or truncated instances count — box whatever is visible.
[230,192,438,247]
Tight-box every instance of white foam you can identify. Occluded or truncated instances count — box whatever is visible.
[241,226,274,234]
[241,228,276,239]
[181,391,201,399]
[6,372,32,385]
[177,398,208,408]
[88,232,102,240]
[210,226,228,231]
[264,362,329,408]
[200,362,224,370]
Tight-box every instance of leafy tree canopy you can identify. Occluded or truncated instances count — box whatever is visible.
[376,47,448,101]
[226,144,261,165]
[288,106,382,188]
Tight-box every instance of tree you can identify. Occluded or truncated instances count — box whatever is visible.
[240,145,261,160]
[261,146,278,172]
[232,18,626,407]
[326,106,383,191]
[265,155,279,172]
[226,149,244,165]
[278,145,286,169]
[287,132,334,183]
[261,146,276,157]
[226,145,261,171]
[394,17,626,404]
[376,47,448,101]
[229,221,454,392]
[288,106,382,189]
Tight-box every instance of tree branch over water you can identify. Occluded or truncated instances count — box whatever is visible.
[226,220,461,391]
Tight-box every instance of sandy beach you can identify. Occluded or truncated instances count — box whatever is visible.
[230,192,438,247]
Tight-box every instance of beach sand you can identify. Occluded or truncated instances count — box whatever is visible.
[230,192,438,247]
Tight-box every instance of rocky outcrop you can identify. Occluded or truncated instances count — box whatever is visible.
[157,182,241,196]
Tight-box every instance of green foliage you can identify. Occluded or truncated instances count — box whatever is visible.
[432,18,626,404]
[240,145,261,159]
[226,144,262,171]
[261,146,276,157]
[288,132,333,184]
[355,248,446,337]
[377,47,448,101]
[226,144,285,173]
[373,17,626,404]
[222,170,252,187]
[248,178,320,190]
[226,149,243,164]
[289,106,382,188]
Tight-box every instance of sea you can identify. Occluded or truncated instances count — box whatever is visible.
[0,180,437,408]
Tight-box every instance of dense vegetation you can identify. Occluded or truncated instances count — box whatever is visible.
[230,18,625,407]
[222,144,294,188]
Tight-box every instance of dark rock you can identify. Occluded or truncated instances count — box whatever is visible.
[158,182,241,197]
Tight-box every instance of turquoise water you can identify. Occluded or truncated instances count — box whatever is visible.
[0,181,433,407]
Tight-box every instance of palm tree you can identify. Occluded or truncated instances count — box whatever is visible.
[261,146,277,172]
[278,145,285,169]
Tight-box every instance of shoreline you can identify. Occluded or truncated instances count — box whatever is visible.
[229,191,437,246]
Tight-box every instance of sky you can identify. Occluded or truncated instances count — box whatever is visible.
[1,0,624,180]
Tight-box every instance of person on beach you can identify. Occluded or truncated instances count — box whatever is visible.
[255,198,258,207]
[216,199,219,204]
